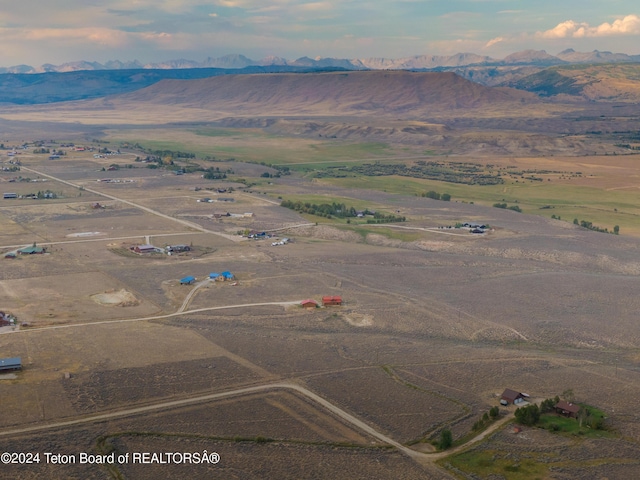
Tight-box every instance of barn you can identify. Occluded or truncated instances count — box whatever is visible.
[300,299,319,309]
[134,244,158,254]
[500,388,527,405]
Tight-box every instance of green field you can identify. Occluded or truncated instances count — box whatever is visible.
[320,175,640,235]
[110,127,640,236]
[443,449,549,480]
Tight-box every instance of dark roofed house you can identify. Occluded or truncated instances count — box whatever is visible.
[555,400,580,418]
[0,357,21,372]
[500,388,526,405]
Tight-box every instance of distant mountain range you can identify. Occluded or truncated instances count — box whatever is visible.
[2,49,640,74]
[1,49,640,106]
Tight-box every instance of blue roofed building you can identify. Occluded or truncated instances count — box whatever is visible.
[180,276,196,285]
[0,357,22,372]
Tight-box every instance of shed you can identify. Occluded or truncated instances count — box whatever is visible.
[322,295,342,306]
[209,272,220,280]
[555,400,580,418]
[221,271,234,280]
[0,357,22,372]
[301,299,319,309]
[180,276,196,285]
[3,193,17,199]
[500,388,526,405]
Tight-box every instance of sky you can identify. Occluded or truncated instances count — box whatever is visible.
[0,1,639,66]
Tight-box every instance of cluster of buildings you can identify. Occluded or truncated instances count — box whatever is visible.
[132,244,191,255]
[500,388,581,419]
[0,311,16,327]
[180,271,235,285]
[300,296,343,309]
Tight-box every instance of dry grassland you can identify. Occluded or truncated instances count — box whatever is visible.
[3,91,640,479]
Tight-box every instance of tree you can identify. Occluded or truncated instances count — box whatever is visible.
[424,190,441,200]
[577,406,590,428]
[441,193,451,201]
[439,429,453,450]
[514,404,540,426]
[562,388,575,403]
[489,406,499,418]
[614,225,620,235]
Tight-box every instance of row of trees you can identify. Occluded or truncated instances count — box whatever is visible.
[472,406,500,431]
[422,190,451,201]
[573,218,619,234]
[316,162,503,185]
[493,202,522,213]
[280,199,406,223]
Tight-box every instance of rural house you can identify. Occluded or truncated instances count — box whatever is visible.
[180,276,196,285]
[555,400,580,418]
[300,299,319,309]
[322,295,342,306]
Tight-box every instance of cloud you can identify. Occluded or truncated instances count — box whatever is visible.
[485,36,504,48]
[539,14,640,39]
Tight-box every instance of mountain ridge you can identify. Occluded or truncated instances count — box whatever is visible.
[3,49,640,74]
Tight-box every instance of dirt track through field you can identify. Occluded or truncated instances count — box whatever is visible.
[0,379,513,466]
[20,166,241,242]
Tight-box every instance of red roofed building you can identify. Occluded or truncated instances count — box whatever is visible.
[322,295,342,306]
[300,299,318,309]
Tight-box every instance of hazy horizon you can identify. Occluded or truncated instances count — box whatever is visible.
[0,2,638,67]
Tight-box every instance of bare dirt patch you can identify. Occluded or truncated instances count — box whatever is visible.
[90,288,139,307]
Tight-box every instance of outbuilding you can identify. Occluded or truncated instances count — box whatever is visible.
[0,357,21,372]
[134,244,158,254]
[209,272,220,280]
[500,388,528,406]
[500,388,527,405]
[180,276,196,285]
[221,271,234,280]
